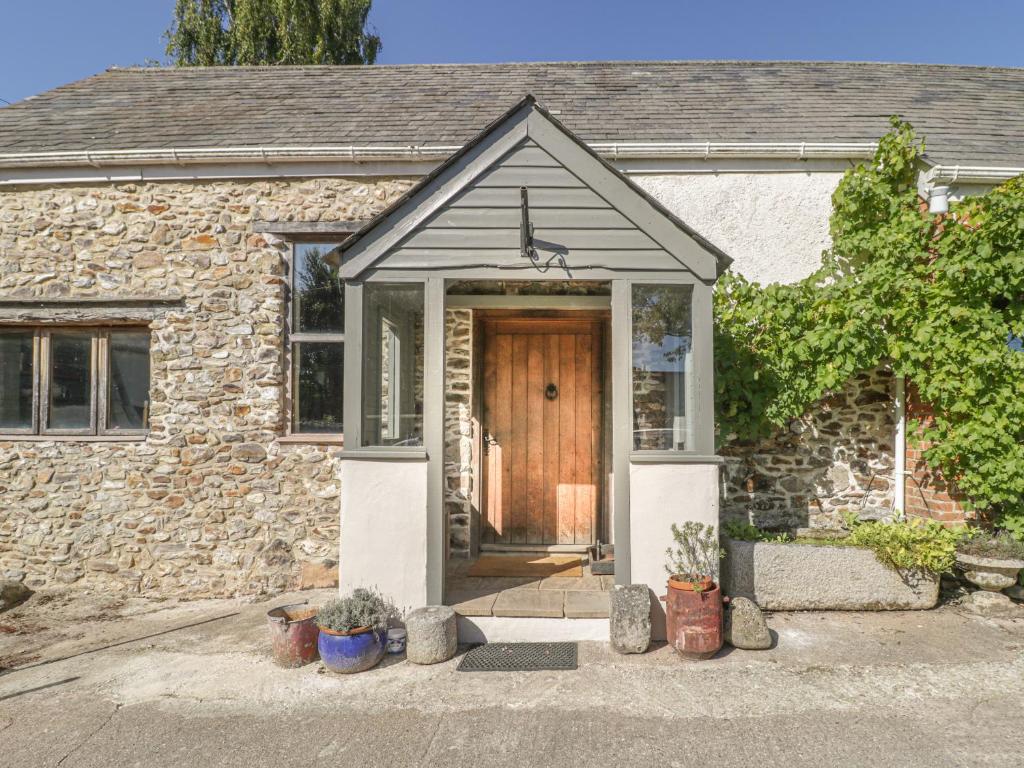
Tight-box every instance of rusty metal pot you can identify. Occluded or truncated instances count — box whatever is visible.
[267,603,320,668]
[663,578,723,660]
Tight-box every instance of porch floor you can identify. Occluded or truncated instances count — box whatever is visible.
[445,555,613,619]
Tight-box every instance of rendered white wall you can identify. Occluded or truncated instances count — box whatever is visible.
[633,172,844,285]
[629,462,721,640]
[339,458,429,613]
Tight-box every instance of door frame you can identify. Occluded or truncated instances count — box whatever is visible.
[474,309,610,554]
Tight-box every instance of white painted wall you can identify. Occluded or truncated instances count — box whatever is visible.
[629,462,721,640]
[632,171,844,285]
[339,458,429,613]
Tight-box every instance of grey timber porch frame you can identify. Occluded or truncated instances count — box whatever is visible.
[337,97,729,601]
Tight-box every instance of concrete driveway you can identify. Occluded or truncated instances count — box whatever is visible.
[2,587,1023,767]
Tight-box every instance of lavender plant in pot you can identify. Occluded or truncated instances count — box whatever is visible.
[316,588,398,673]
[663,521,725,660]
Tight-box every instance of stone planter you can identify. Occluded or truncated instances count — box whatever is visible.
[722,537,939,611]
[956,552,1024,592]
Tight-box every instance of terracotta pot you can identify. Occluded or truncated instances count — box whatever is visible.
[664,579,723,660]
[668,574,715,592]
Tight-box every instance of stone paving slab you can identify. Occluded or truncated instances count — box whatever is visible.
[538,575,609,591]
[564,590,611,618]
[447,577,539,593]
[446,591,498,617]
[492,589,565,618]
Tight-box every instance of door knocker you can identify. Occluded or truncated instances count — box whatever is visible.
[545,383,559,400]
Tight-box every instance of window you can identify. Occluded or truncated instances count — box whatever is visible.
[631,284,694,451]
[361,283,425,446]
[289,243,345,434]
[0,327,151,437]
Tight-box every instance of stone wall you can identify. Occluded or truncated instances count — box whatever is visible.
[444,308,474,557]
[721,368,897,531]
[0,176,413,596]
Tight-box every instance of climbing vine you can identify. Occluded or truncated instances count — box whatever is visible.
[714,117,1024,533]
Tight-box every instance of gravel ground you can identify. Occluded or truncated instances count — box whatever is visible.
[2,587,1023,767]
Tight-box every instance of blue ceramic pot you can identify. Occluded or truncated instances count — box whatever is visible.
[317,625,386,674]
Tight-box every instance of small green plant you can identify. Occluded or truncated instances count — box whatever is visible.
[958,531,1024,561]
[723,520,792,543]
[665,521,724,590]
[316,587,398,634]
[723,521,761,541]
[842,513,964,574]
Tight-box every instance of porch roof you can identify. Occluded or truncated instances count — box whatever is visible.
[339,96,732,282]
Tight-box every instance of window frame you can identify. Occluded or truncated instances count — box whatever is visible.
[0,328,40,436]
[620,276,716,460]
[359,280,426,448]
[628,282,696,453]
[285,240,347,441]
[0,326,151,440]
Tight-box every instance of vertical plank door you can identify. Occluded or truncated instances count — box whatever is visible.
[481,316,603,547]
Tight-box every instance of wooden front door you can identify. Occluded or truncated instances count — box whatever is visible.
[481,315,604,547]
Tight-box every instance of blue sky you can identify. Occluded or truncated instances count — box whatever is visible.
[2,0,1023,105]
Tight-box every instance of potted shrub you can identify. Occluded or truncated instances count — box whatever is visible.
[316,588,398,674]
[663,521,725,660]
[956,532,1024,592]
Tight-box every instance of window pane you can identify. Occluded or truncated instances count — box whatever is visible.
[108,331,150,430]
[294,243,344,333]
[632,284,693,451]
[294,342,344,433]
[49,332,93,430]
[0,332,34,430]
[362,283,424,446]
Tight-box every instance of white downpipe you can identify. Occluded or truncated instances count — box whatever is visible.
[894,374,907,518]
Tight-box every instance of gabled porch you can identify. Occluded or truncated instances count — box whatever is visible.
[334,96,730,641]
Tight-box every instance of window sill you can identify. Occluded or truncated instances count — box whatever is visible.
[338,448,428,461]
[278,433,345,446]
[629,452,724,465]
[0,433,148,443]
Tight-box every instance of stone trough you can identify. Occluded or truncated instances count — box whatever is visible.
[722,537,939,611]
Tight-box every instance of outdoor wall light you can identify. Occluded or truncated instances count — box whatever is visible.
[928,185,950,214]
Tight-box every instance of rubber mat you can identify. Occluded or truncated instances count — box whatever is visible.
[456,642,578,672]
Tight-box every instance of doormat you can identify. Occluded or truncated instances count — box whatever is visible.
[457,642,578,672]
[467,554,582,578]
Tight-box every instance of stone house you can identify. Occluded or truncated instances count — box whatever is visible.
[1,62,1021,638]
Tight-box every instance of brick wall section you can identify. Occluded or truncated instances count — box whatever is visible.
[0,177,414,597]
[904,383,970,525]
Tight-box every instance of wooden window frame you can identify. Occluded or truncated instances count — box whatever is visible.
[0,326,151,440]
[285,240,346,442]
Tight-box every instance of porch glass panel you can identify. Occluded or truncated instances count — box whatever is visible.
[630,284,694,451]
[361,282,425,446]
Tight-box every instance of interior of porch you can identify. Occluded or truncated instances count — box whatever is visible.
[446,553,612,619]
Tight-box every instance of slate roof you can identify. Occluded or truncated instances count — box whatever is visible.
[1,61,1023,167]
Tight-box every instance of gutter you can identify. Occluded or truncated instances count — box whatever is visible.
[924,165,1024,185]
[0,140,879,170]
